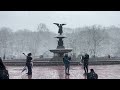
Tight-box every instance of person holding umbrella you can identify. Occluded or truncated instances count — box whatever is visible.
[22,53,33,79]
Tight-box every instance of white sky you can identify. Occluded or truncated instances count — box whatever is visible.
[0,11,120,33]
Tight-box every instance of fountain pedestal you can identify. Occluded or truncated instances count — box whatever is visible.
[49,23,72,61]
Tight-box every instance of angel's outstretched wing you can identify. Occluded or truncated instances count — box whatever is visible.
[61,24,66,26]
[53,23,59,27]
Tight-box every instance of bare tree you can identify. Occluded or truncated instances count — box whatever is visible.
[0,27,12,59]
[86,25,108,57]
[65,25,109,58]
[37,23,49,32]
[27,32,40,58]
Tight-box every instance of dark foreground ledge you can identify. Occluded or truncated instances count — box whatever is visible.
[3,60,120,66]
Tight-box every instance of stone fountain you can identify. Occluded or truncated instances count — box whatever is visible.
[49,23,72,61]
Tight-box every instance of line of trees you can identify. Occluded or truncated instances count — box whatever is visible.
[64,25,119,58]
[0,23,120,59]
[0,23,56,59]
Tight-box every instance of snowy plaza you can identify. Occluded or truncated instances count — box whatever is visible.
[7,65,120,79]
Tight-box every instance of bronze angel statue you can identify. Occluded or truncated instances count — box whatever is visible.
[53,23,66,35]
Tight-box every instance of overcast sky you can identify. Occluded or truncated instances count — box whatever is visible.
[0,11,120,33]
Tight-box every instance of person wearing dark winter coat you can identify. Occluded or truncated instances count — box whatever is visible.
[63,54,71,75]
[0,57,9,79]
[83,53,89,74]
[87,69,98,79]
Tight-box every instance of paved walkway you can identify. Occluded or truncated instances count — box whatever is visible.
[7,65,120,79]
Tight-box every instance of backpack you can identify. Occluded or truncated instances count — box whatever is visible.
[84,54,89,60]
[63,57,69,65]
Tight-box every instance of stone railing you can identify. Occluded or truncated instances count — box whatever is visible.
[2,57,120,66]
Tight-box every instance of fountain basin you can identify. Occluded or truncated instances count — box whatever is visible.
[54,35,66,38]
[50,48,72,53]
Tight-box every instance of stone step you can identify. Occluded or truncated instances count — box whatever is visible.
[3,60,120,66]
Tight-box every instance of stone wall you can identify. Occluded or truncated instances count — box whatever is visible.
[3,59,120,66]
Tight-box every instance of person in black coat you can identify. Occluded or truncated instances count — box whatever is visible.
[63,54,71,75]
[26,53,33,76]
[0,57,9,79]
[83,53,89,74]
[87,69,98,79]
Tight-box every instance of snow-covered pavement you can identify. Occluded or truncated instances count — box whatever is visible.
[7,65,120,79]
